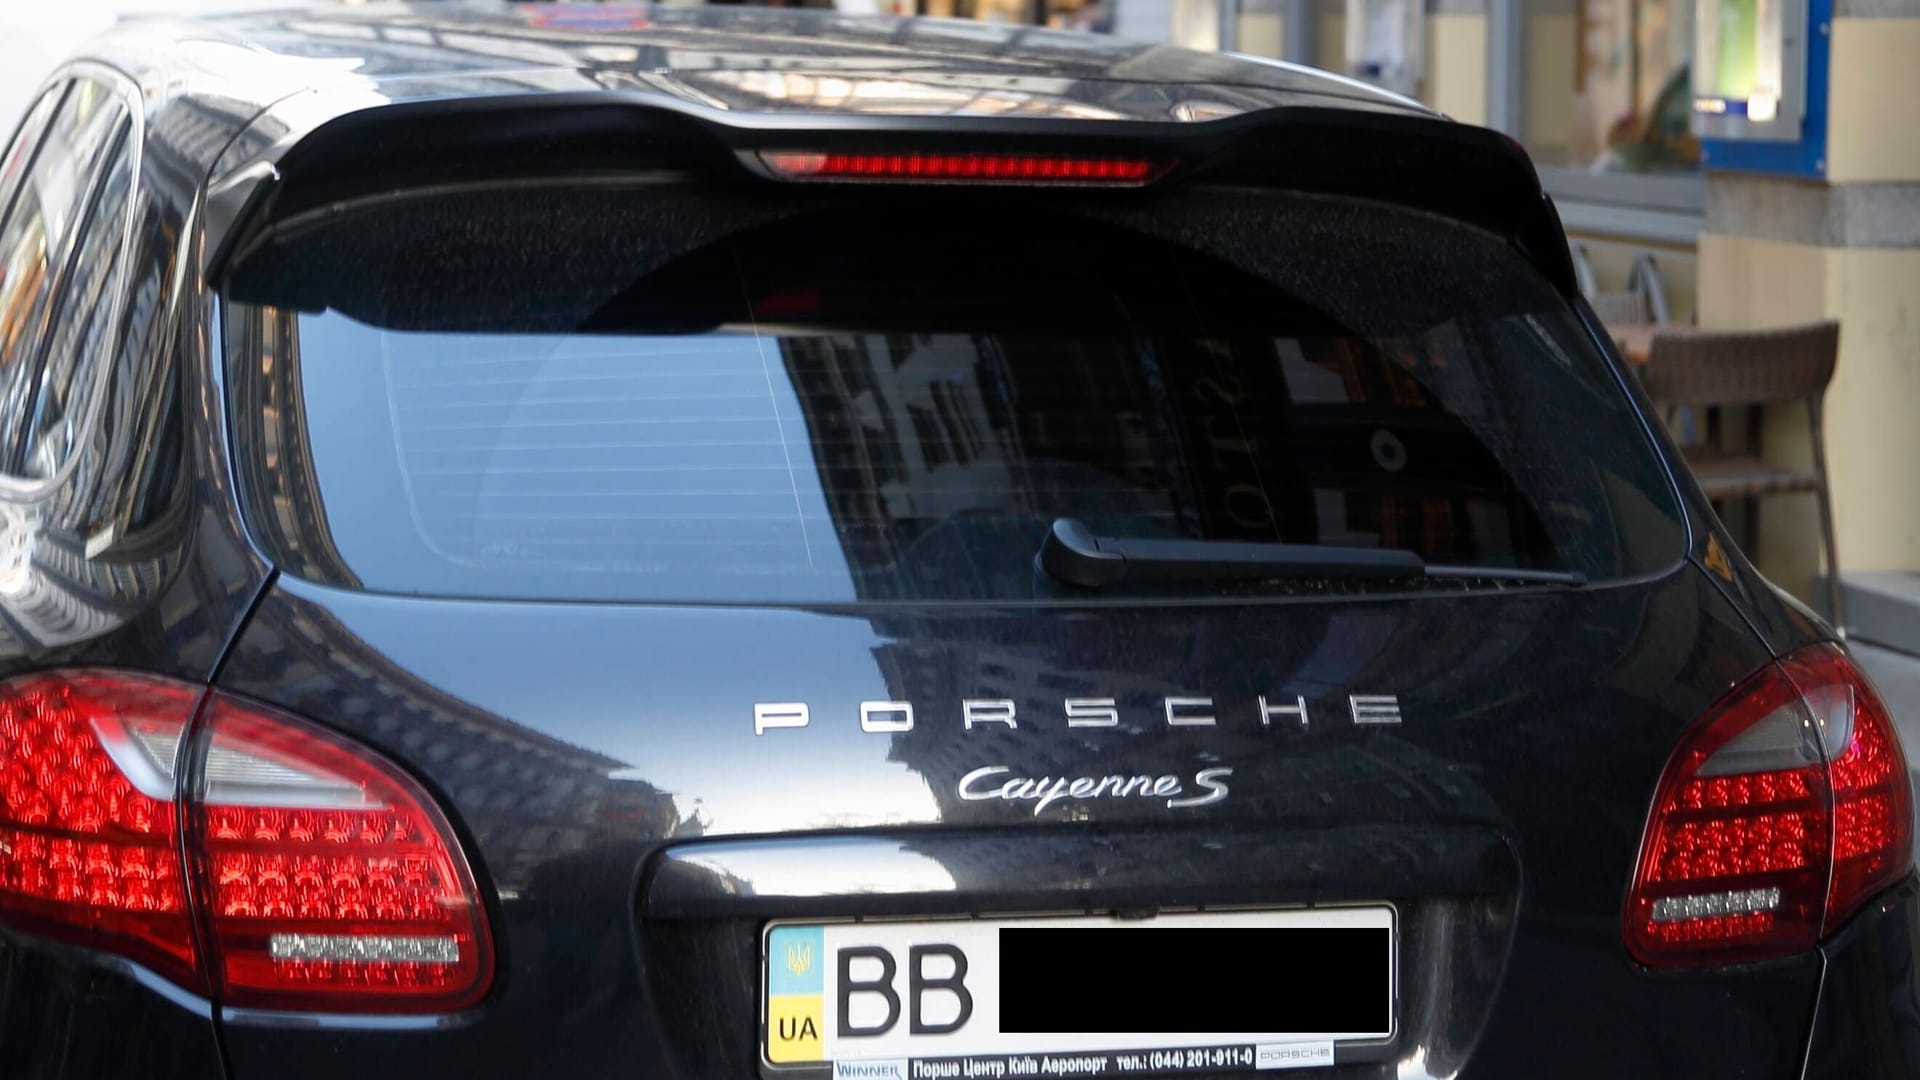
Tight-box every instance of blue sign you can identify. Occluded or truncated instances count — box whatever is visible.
[1699,0,1830,178]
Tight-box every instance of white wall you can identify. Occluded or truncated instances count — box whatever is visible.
[0,1,268,134]
[1167,0,1216,50]
[1113,0,1174,43]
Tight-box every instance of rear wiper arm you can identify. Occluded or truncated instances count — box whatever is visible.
[1037,518,1586,590]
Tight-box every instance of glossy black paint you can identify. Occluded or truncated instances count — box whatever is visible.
[0,4,1911,1079]
[1807,877,1920,1079]
[199,565,1777,1079]
[0,69,266,692]
[135,2,1438,122]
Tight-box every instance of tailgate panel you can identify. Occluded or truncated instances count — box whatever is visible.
[210,565,1792,1078]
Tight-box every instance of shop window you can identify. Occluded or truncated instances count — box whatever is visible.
[1520,0,1699,177]
[913,0,1107,29]
[1288,1,1708,221]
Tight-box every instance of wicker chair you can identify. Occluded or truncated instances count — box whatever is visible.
[1638,321,1844,627]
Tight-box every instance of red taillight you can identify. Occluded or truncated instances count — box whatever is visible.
[1790,647,1916,929]
[756,150,1170,186]
[192,695,493,1012]
[0,671,492,1012]
[1626,644,1915,966]
[0,673,202,988]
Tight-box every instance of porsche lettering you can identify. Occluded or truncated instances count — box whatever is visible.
[751,694,1400,734]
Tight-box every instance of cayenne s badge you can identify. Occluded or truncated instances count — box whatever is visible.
[957,765,1233,814]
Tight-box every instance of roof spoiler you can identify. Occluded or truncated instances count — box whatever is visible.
[206,93,1575,297]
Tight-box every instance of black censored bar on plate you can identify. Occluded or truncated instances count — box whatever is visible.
[996,926,1391,1034]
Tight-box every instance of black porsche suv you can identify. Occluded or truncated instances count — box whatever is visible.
[0,4,1913,1078]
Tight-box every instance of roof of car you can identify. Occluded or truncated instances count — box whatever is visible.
[62,3,1529,292]
[85,1,1434,128]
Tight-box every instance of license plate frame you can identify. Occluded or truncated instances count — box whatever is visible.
[760,906,1396,1078]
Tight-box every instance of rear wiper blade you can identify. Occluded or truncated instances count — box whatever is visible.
[1037,518,1586,590]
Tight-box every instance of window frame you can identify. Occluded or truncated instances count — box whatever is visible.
[0,61,146,499]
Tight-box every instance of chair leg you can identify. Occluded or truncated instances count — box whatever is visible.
[1808,400,1845,633]
[1818,486,1846,633]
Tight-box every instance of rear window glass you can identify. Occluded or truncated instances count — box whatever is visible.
[224,184,1682,603]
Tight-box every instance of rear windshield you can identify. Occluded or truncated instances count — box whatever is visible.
[224,183,1683,603]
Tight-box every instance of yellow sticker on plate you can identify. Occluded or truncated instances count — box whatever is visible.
[767,925,826,1063]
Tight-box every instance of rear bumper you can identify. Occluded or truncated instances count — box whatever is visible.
[2,878,1915,1079]
[1806,873,1920,1079]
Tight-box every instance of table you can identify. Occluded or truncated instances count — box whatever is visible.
[1610,323,1656,365]
[1607,322,1703,366]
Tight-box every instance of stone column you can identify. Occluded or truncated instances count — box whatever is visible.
[1423,0,1488,124]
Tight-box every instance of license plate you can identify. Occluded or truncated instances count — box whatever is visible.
[761,907,1394,1078]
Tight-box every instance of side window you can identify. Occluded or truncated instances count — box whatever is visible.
[0,83,68,410]
[0,84,65,228]
[0,76,132,482]
[24,125,133,481]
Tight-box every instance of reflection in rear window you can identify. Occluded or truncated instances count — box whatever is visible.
[225,185,1682,603]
